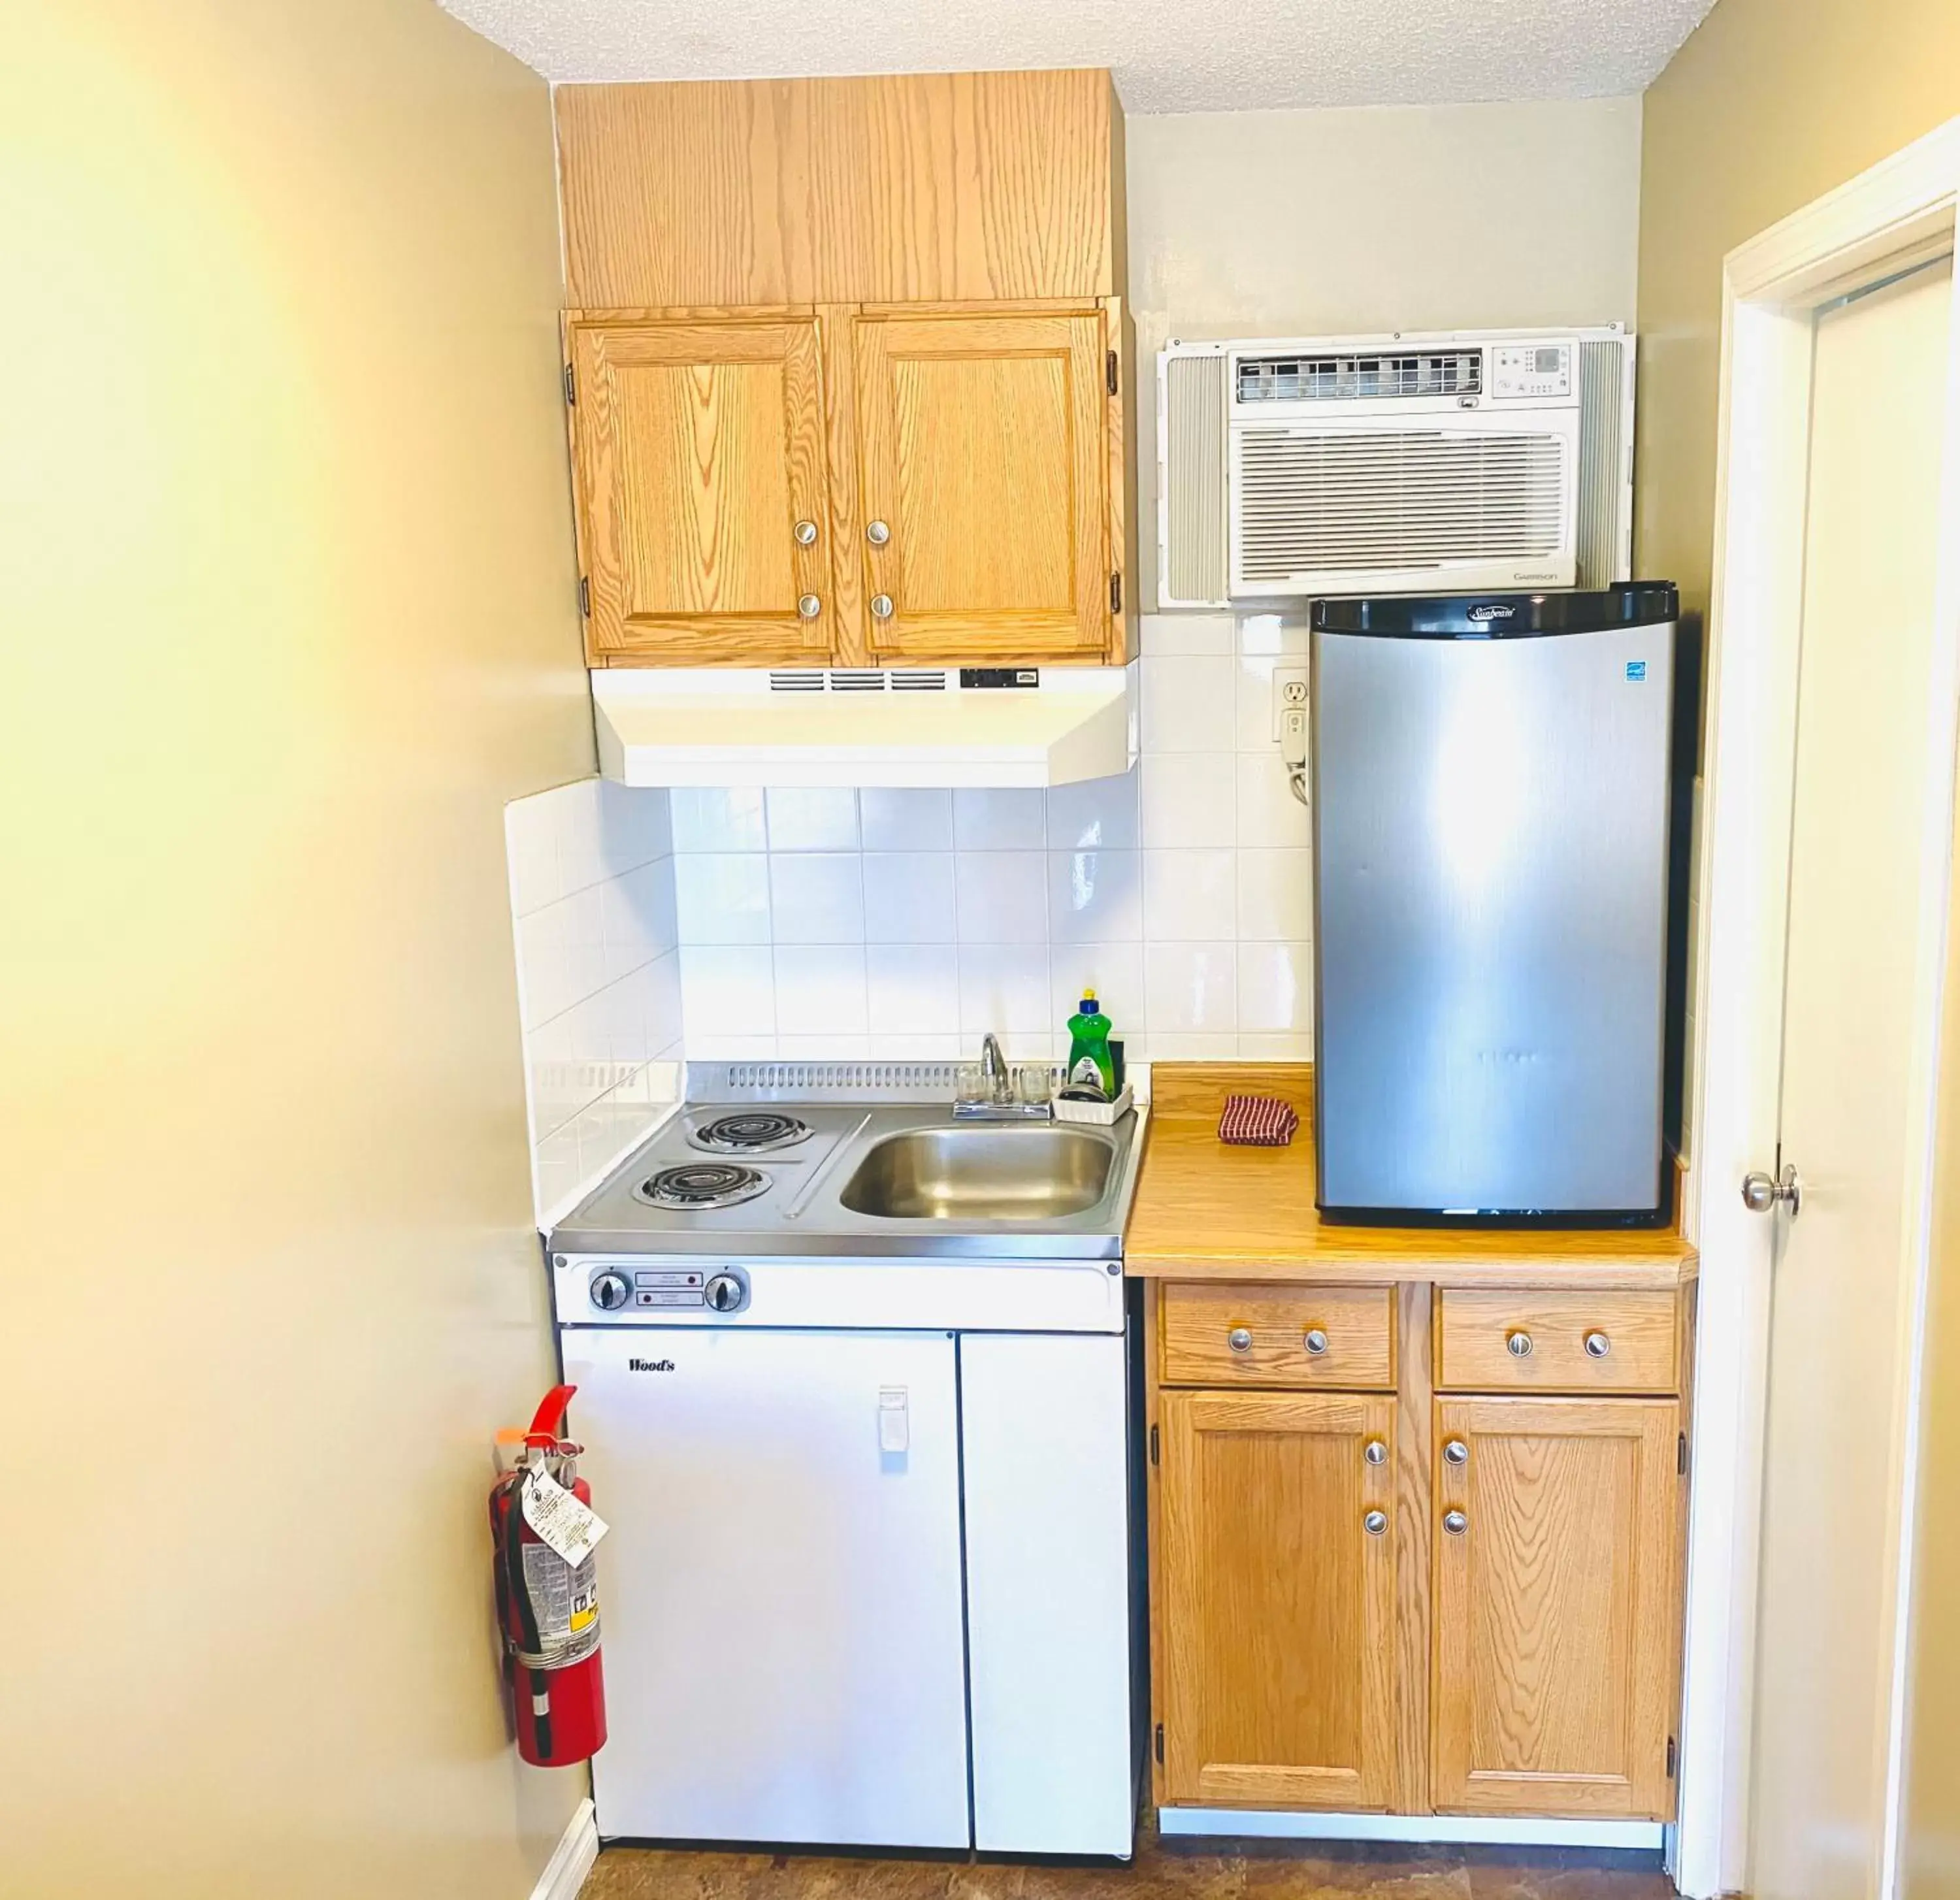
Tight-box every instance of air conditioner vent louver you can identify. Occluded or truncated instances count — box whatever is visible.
[1235,429,1567,581]
[1237,351,1484,404]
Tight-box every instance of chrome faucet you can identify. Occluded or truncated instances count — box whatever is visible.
[955,1031,1052,1120]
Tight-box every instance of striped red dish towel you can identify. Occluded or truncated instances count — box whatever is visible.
[1218,1094,1299,1146]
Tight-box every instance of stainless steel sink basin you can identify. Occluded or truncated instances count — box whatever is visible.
[837,1124,1118,1221]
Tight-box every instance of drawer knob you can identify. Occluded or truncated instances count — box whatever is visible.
[1443,1509,1469,1537]
[1443,1438,1469,1467]
[1226,1326,1253,1354]
[1303,1328,1330,1356]
[1364,1437,1388,1466]
[1505,1328,1534,1358]
[1584,1330,1612,1358]
[1363,1509,1388,1537]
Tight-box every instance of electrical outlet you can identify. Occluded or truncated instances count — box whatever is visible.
[1270,668,1309,740]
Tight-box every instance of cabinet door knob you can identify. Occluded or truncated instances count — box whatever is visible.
[1443,1438,1469,1466]
[1226,1326,1253,1354]
[1303,1328,1330,1356]
[1584,1330,1612,1358]
[1443,1509,1468,1537]
[1363,1509,1388,1537]
[793,518,819,546]
[870,593,894,620]
[866,519,891,546]
[1505,1328,1533,1358]
[1363,1437,1388,1466]
[796,593,823,619]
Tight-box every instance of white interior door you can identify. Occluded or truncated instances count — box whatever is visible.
[563,1326,971,1848]
[1749,252,1955,1900]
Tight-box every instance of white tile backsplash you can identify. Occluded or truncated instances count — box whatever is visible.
[506,778,684,1228]
[651,612,1321,1064]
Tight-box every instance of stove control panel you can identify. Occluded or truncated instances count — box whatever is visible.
[586,1264,743,1314]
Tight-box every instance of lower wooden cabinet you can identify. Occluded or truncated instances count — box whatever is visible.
[1149,1278,1691,1826]
[1431,1396,1682,1816]
[1157,1390,1399,1810]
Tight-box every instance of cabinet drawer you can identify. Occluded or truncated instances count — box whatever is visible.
[1160,1283,1395,1390]
[1436,1287,1679,1394]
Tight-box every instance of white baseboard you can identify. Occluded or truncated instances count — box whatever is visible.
[530,1797,600,1900]
[1155,1808,1665,1850]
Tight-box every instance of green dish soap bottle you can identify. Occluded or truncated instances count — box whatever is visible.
[1065,991,1116,1096]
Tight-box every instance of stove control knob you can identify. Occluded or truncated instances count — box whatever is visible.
[590,1271,632,1312]
[706,1273,746,1314]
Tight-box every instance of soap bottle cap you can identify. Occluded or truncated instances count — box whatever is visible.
[1079,991,1098,1011]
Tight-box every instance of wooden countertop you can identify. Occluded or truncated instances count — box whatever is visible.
[1125,1065,1697,1289]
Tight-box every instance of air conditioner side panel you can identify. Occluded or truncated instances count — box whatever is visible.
[1156,348,1230,610]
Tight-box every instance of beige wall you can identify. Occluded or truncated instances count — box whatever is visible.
[0,3,593,1896]
[1126,98,1644,604]
[1635,0,1960,620]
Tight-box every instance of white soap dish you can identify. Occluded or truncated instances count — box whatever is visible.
[1051,1086,1134,1126]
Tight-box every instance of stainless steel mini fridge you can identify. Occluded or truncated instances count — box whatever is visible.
[1310,585,1682,1222]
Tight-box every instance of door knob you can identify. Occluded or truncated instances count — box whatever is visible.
[1742,1164,1803,1218]
[793,518,819,546]
[866,519,891,546]
[870,593,894,620]
[796,593,823,619]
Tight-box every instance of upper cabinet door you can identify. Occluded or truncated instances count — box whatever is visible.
[1431,1396,1681,1818]
[1158,1389,1399,1812]
[567,315,834,664]
[853,308,1112,662]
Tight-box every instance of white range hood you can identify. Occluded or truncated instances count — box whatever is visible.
[591,665,1138,789]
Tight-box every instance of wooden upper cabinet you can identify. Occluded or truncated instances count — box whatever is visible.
[566,315,834,664]
[1158,1390,1399,1812]
[555,71,1125,307]
[853,308,1112,661]
[1431,1396,1681,1818]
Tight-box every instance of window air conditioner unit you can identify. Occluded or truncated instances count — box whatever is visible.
[1156,327,1635,606]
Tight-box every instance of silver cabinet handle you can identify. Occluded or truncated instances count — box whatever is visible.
[1505,1329,1533,1358]
[870,593,894,619]
[866,519,891,546]
[1363,1509,1388,1537]
[796,594,823,619]
[1584,1330,1612,1358]
[793,518,819,546]
[1443,1438,1468,1466]
[1227,1326,1253,1354]
[1443,1509,1468,1537]
[1363,1437,1388,1466]
[1303,1328,1330,1356]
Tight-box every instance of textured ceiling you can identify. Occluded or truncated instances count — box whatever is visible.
[438,0,1717,111]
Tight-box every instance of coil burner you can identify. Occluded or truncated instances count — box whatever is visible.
[636,1163,771,1211]
[688,1111,814,1155]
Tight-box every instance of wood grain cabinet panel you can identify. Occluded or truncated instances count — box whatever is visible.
[853,308,1113,660]
[1431,1396,1681,1818]
[1436,1288,1680,1394]
[566,315,835,665]
[1159,1390,1399,1811]
[1160,1282,1395,1390]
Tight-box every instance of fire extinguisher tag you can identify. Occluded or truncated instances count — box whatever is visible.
[521,1465,609,1566]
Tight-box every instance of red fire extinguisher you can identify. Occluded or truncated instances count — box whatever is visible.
[490,1384,608,1767]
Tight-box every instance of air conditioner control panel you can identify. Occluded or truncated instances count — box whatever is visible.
[1490,342,1573,399]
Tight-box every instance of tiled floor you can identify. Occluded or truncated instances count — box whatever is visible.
[582,1826,1676,1900]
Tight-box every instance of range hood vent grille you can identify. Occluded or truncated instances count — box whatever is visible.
[768,668,953,693]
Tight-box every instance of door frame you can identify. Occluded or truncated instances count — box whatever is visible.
[1680,116,1960,1899]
